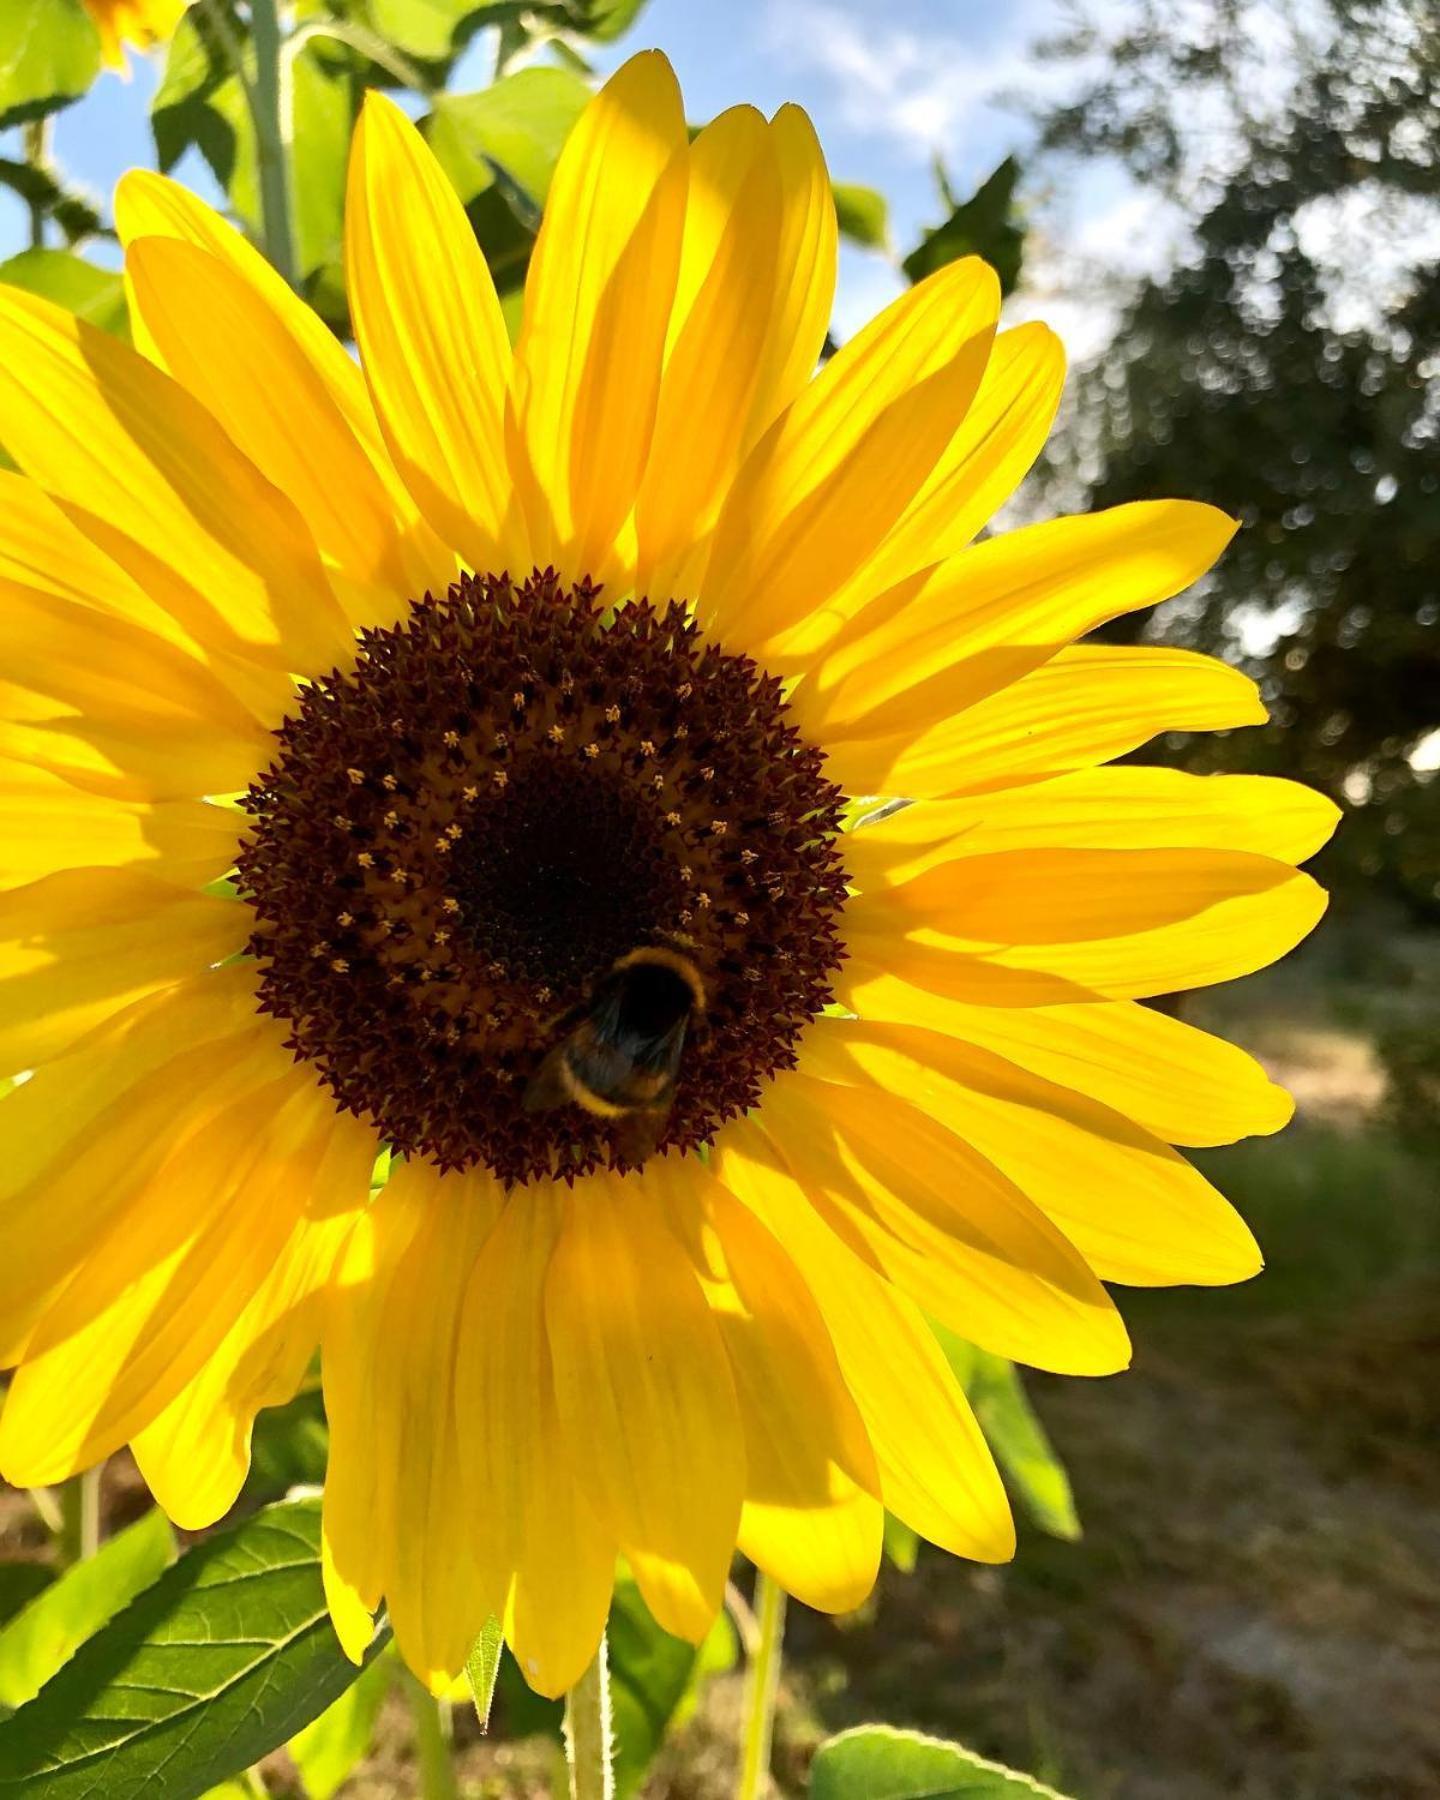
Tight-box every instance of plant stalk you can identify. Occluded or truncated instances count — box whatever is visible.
[737,1572,787,1800]
[248,0,298,284]
[564,1635,614,1800]
[22,119,51,248]
[288,19,434,95]
[57,1466,102,1566]
[405,1673,459,1800]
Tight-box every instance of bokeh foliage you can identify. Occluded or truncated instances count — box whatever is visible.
[1034,0,1440,914]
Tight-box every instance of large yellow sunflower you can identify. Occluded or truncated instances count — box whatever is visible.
[0,53,1334,1698]
[83,0,185,70]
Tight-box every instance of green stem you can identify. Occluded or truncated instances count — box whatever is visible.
[57,1467,102,1566]
[737,1573,787,1800]
[27,1486,63,1537]
[22,119,50,248]
[248,0,297,285]
[287,19,434,95]
[405,1674,459,1800]
[564,1635,614,1800]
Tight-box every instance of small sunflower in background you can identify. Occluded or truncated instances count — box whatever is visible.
[81,0,185,69]
[0,51,1334,1699]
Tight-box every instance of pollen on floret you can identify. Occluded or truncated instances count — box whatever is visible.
[236,571,849,1184]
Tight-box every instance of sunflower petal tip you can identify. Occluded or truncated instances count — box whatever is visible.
[358,86,405,132]
[1267,1080,1298,1133]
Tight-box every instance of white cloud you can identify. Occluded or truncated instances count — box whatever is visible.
[762,0,1049,161]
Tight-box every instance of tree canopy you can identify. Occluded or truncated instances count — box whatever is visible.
[1034,0,1440,913]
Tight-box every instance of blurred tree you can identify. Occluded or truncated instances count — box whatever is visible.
[1033,0,1440,913]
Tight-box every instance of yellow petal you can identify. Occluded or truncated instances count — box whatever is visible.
[0,285,350,676]
[0,964,273,1363]
[372,1160,506,1691]
[455,1192,556,1614]
[847,843,1327,1000]
[0,469,190,647]
[321,1169,430,1644]
[713,1118,1014,1562]
[827,642,1267,799]
[545,1168,743,1641]
[346,92,517,576]
[755,1072,1130,1375]
[511,51,689,582]
[0,1070,341,1483]
[0,468,287,752]
[118,170,374,448]
[1,578,271,800]
[131,1120,375,1527]
[502,1384,616,1700]
[126,237,412,618]
[702,257,1000,655]
[0,868,244,1072]
[454,1185,616,1700]
[797,500,1237,740]
[691,1169,882,1613]
[114,169,453,599]
[771,320,1067,660]
[801,1020,1263,1287]
[635,103,836,595]
[748,105,840,451]
[0,761,240,890]
[837,974,1293,1147]
[847,768,1341,872]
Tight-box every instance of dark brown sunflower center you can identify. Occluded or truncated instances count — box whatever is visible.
[237,571,848,1183]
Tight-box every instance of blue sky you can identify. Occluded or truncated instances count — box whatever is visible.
[0,0,1134,348]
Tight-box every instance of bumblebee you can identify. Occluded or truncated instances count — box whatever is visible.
[522,946,706,1161]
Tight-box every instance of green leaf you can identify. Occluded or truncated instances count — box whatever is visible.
[425,66,590,301]
[151,4,248,184]
[0,249,128,336]
[935,1331,1080,1542]
[366,0,522,61]
[463,1616,503,1731]
[0,161,104,245]
[282,42,360,281]
[0,1498,389,1800]
[609,1573,734,1799]
[832,182,889,250]
[570,0,650,39]
[809,1726,1075,1799]
[0,1566,53,1634]
[427,65,590,212]
[0,1510,174,1712]
[902,156,1025,297]
[882,1512,920,1574]
[0,0,101,130]
[287,1649,392,1800]
[243,1387,329,1505]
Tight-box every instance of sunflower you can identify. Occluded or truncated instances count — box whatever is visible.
[82,0,184,69]
[0,52,1334,1698]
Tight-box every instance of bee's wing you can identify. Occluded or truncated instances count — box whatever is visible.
[521,1043,574,1114]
